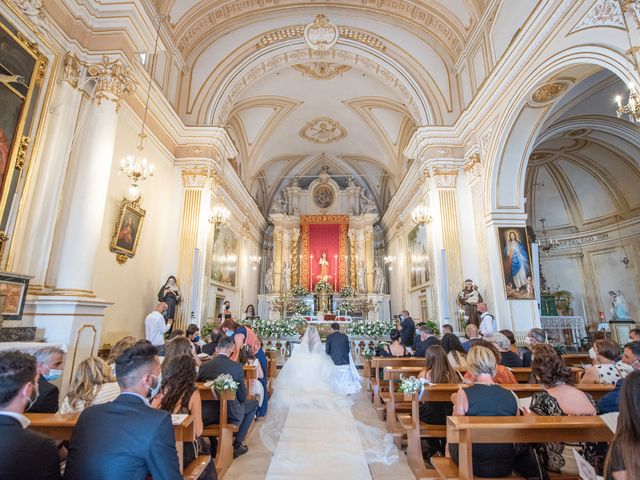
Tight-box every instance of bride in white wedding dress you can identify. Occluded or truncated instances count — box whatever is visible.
[260,325,398,479]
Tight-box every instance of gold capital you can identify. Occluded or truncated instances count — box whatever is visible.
[86,56,136,110]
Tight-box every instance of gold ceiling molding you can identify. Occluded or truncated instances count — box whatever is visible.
[529,151,553,163]
[565,128,590,137]
[173,1,463,57]
[255,25,386,52]
[304,14,340,51]
[531,82,567,103]
[299,117,347,144]
[292,62,352,80]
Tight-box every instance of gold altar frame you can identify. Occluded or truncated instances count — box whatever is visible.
[300,215,349,290]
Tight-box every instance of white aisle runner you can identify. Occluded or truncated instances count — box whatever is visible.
[265,407,373,480]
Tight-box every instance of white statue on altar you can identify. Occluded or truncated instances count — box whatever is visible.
[357,261,366,293]
[282,262,291,292]
[318,251,329,281]
[373,262,385,294]
[265,263,274,293]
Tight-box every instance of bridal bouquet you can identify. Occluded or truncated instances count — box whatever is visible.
[206,374,239,395]
[398,375,422,396]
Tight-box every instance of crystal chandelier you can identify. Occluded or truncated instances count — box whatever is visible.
[119,15,164,199]
[538,218,559,253]
[209,202,230,225]
[411,204,432,224]
[614,1,640,123]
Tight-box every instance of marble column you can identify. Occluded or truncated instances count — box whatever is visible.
[290,233,299,287]
[11,53,83,289]
[272,227,283,295]
[365,228,375,293]
[47,56,135,295]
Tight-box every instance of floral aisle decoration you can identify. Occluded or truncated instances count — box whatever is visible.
[398,374,423,400]
[338,285,355,297]
[200,321,216,340]
[289,284,309,297]
[206,373,239,395]
[314,280,334,294]
[246,315,306,339]
[336,301,355,315]
[348,319,395,337]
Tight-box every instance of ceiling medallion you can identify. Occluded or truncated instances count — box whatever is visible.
[313,184,335,209]
[566,128,589,137]
[532,82,567,103]
[304,15,339,51]
[299,117,347,144]
[292,62,351,80]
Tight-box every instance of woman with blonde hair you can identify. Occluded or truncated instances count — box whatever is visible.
[59,357,120,413]
[106,336,136,375]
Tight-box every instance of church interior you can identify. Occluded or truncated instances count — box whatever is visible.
[1,0,640,479]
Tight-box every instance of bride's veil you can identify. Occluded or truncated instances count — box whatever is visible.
[299,325,324,354]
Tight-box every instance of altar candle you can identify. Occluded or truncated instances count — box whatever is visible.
[310,255,314,290]
[334,254,338,290]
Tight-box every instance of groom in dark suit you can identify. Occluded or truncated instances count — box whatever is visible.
[325,323,350,366]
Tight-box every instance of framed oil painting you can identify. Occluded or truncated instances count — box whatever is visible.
[408,223,430,289]
[0,17,46,234]
[210,224,239,288]
[498,227,536,300]
[0,272,30,320]
[110,198,145,264]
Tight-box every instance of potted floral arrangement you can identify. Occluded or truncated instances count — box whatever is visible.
[288,301,310,316]
[289,284,309,297]
[205,373,239,397]
[336,301,355,316]
[348,319,395,338]
[314,280,334,294]
[339,285,355,297]
[398,374,422,401]
[200,321,217,341]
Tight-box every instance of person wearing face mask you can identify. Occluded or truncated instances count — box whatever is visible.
[186,323,202,355]
[0,350,61,480]
[521,328,546,367]
[64,343,181,480]
[598,341,640,414]
[30,346,65,413]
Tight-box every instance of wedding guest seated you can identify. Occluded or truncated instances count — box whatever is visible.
[380,329,410,357]
[187,324,202,355]
[418,345,461,458]
[441,324,454,335]
[598,341,640,414]
[59,357,120,414]
[107,336,136,375]
[64,343,182,479]
[441,333,468,368]
[164,335,202,369]
[197,336,258,459]
[522,328,547,367]
[0,351,62,480]
[450,346,520,477]
[30,346,65,413]
[581,339,631,385]
[152,354,213,479]
[461,324,480,352]
[604,370,640,480]
[238,344,265,408]
[202,328,222,356]
[529,344,597,475]
[629,328,640,342]
[499,329,524,357]
[491,332,523,368]
[414,326,440,357]
[463,340,517,384]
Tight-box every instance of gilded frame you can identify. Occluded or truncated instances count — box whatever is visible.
[497,227,536,300]
[210,223,239,289]
[0,272,30,320]
[110,198,145,264]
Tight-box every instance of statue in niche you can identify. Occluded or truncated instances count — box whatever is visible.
[373,262,385,294]
[265,263,275,293]
[318,165,330,184]
[289,176,300,188]
[282,262,291,292]
[346,176,356,188]
[271,192,287,214]
[609,290,632,321]
[360,190,377,214]
[458,279,482,327]
[158,276,181,323]
[357,261,366,293]
[318,251,330,281]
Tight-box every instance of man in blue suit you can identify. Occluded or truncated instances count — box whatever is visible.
[64,343,181,480]
[325,322,350,366]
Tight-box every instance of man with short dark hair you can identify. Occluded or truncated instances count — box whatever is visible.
[186,323,202,354]
[0,351,61,479]
[30,346,65,413]
[64,343,181,479]
[442,324,454,335]
[630,328,640,342]
[598,341,640,414]
[398,310,416,349]
[197,335,258,458]
[414,326,441,357]
[325,323,350,366]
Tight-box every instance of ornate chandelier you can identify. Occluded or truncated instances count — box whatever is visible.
[209,202,230,225]
[538,218,558,253]
[119,15,164,199]
[614,1,640,123]
[411,204,432,224]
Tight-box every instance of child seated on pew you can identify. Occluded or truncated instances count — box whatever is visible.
[239,344,265,408]
[152,354,214,480]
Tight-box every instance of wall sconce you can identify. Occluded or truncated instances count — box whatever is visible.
[249,255,262,271]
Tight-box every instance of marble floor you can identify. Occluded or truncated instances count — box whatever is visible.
[224,384,415,480]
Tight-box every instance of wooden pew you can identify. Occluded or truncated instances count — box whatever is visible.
[397,383,614,480]
[454,366,584,384]
[370,357,425,416]
[26,412,200,477]
[561,353,591,367]
[266,350,278,396]
[435,415,614,480]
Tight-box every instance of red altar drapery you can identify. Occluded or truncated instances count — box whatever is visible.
[300,215,349,292]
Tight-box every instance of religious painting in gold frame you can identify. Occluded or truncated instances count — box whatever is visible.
[110,198,145,264]
[497,227,536,300]
[408,223,429,289]
[0,15,47,246]
[210,224,239,289]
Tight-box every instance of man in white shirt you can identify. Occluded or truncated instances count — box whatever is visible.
[144,302,171,346]
[478,303,497,337]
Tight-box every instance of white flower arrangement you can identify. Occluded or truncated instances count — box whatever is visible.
[289,284,309,297]
[398,375,422,395]
[205,374,239,395]
[336,301,355,315]
[246,315,306,339]
[348,319,395,337]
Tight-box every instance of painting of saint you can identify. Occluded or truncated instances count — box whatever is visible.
[408,223,430,289]
[211,224,239,288]
[110,199,145,260]
[0,273,29,320]
[115,210,140,252]
[498,227,535,300]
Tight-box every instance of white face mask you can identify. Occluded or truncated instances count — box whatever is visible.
[524,337,532,345]
[589,347,597,360]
